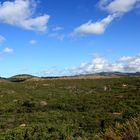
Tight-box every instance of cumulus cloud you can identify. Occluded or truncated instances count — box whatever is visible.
[0,35,5,45]
[99,0,140,15]
[0,0,50,32]
[3,47,13,53]
[38,54,140,77]
[72,14,115,35]
[69,54,140,75]
[73,0,140,36]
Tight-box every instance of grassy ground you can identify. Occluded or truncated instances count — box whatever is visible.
[0,75,140,139]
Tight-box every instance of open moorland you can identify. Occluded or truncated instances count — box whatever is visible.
[0,74,140,139]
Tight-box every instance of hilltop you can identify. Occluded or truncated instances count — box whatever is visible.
[2,72,140,82]
[8,74,40,82]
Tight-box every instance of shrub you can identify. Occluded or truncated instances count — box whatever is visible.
[97,116,140,140]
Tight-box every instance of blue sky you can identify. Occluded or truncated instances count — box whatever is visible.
[0,0,140,77]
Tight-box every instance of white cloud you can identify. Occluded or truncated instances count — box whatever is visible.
[29,39,37,45]
[72,0,140,36]
[0,35,5,45]
[72,14,115,35]
[99,0,140,15]
[3,47,13,53]
[69,54,140,75]
[0,0,50,32]
[37,54,140,76]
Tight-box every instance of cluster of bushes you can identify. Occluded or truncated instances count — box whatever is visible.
[0,76,140,139]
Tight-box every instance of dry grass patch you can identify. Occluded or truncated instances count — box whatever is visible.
[97,116,140,140]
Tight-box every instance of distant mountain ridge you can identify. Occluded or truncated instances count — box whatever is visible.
[0,72,140,82]
[74,72,140,77]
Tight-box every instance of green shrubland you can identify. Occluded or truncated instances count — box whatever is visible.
[0,76,140,139]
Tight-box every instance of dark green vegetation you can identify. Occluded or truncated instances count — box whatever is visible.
[0,75,140,139]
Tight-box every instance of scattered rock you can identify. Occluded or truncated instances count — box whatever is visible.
[20,124,26,127]
[43,84,50,86]
[117,95,123,98]
[40,101,47,106]
[67,86,77,90]
[104,86,107,91]
[103,85,111,91]
[113,112,122,115]
[13,99,18,103]
[122,84,128,87]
